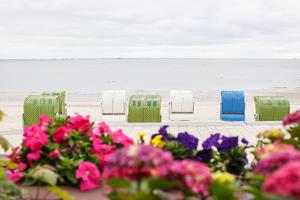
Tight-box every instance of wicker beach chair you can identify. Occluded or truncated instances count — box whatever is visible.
[23,95,60,127]
[144,95,161,122]
[128,95,146,123]
[169,90,194,121]
[220,91,245,121]
[254,96,290,121]
[101,90,126,115]
[127,95,161,123]
[42,91,66,115]
[23,91,67,127]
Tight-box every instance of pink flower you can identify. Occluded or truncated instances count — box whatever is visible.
[256,143,296,160]
[23,125,48,151]
[283,110,300,126]
[111,129,133,146]
[38,114,52,130]
[263,161,300,198]
[27,151,41,163]
[48,149,60,158]
[69,114,92,133]
[7,147,20,163]
[170,160,212,196]
[7,171,23,183]
[76,162,101,191]
[52,126,71,144]
[19,162,27,171]
[98,122,112,134]
[254,151,300,174]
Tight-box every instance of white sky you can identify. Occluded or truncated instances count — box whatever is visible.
[1,0,300,58]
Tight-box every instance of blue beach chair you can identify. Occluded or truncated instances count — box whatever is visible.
[220,91,245,121]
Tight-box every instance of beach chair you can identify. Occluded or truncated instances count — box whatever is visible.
[42,91,66,115]
[254,96,290,121]
[220,91,245,121]
[128,95,146,123]
[101,90,126,115]
[169,90,194,121]
[144,95,161,122]
[127,95,161,123]
[23,95,60,127]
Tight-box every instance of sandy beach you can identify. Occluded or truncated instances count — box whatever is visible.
[1,90,299,152]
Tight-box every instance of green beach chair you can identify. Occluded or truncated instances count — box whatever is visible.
[23,95,60,127]
[127,95,161,123]
[41,91,66,115]
[144,95,161,122]
[23,91,67,127]
[127,96,146,123]
[254,96,290,121]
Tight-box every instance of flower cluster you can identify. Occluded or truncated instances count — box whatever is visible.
[283,110,300,126]
[263,161,300,198]
[254,150,300,174]
[102,145,173,180]
[103,144,212,197]
[195,133,248,175]
[8,114,133,191]
[150,126,198,160]
[169,160,212,196]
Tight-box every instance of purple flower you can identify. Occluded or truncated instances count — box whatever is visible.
[202,133,220,150]
[241,138,249,145]
[217,136,238,152]
[152,125,170,141]
[176,132,199,150]
[193,149,212,163]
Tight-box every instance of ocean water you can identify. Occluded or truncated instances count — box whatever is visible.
[0,58,300,94]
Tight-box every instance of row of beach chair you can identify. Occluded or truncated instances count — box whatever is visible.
[23,90,290,126]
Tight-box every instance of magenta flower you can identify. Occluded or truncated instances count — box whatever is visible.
[98,122,112,134]
[170,160,212,196]
[283,110,300,126]
[37,114,52,130]
[7,171,23,183]
[254,151,300,174]
[68,114,92,133]
[52,126,71,144]
[27,151,41,163]
[76,161,101,191]
[48,149,61,158]
[263,161,300,198]
[92,138,115,165]
[111,129,134,146]
[102,145,173,180]
[23,125,48,151]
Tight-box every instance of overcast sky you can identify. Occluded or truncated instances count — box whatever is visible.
[1,0,300,58]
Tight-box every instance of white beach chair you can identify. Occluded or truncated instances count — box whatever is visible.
[169,90,195,121]
[101,90,126,115]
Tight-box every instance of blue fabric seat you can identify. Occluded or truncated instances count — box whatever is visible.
[220,91,245,121]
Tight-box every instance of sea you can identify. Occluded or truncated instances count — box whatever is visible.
[0,58,300,100]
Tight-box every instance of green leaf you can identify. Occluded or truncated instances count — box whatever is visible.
[48,186,74,200]
[0,179,21,196]
[0,159,18,169]
[28,166,59,186]
[147,178,178,191]
[0,135,10,152]
[66,170,78,184]
[21,177,36,186]
[107,178,131,189]
[210,182,238,200]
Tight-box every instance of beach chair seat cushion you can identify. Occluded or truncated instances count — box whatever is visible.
[220,113,245,121]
